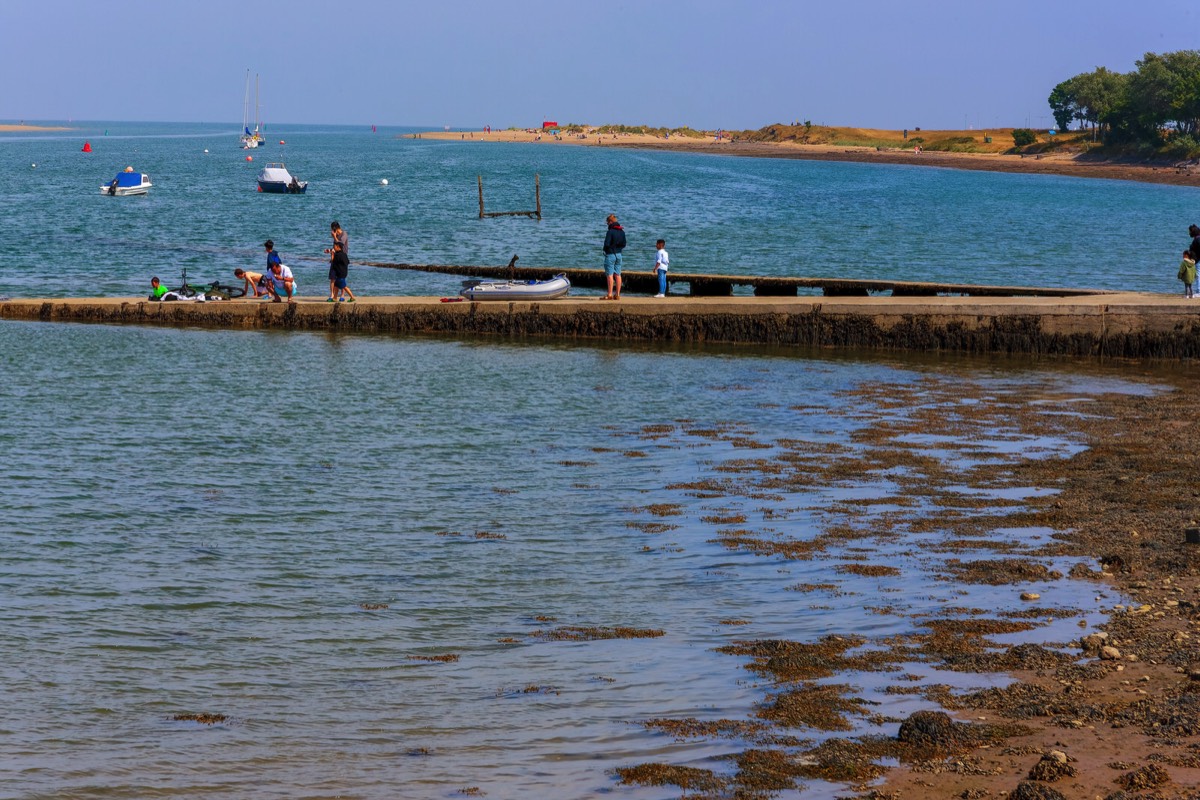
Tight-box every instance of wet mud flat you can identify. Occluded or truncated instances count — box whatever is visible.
[612,375,1200,799]
[5,294,1200,358]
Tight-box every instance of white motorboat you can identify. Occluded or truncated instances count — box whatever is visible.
[257,163,307,194]
[100,168,152,196]
[459,273,570,301]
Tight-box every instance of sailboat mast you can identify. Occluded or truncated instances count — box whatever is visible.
[242,70,251,134]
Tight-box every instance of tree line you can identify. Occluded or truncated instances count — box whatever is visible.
[1048,50,1200,156]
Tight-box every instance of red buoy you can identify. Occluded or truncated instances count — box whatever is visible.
[245,155,253,161]
[81,141,92,152]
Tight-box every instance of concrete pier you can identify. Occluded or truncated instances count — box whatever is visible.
[4,293,1200,359]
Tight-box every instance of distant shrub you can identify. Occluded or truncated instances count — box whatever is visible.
[1166,134,1200,159]
[1012,128,1037,147]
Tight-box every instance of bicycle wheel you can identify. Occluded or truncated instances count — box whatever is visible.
[174,284,198,298]
[209,283,246,299]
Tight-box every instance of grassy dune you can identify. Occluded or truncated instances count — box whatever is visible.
[737,123,1091,154]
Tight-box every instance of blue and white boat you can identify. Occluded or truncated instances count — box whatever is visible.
[100,169,152,196]
[460,274,570,301]
[257,163,307,194]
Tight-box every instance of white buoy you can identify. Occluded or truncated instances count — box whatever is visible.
[203,149,209,154]
[31,163,36,168]
[380,178,389,186]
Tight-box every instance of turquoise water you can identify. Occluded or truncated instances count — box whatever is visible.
[0,122,1176,799]
[0,121,1196,297]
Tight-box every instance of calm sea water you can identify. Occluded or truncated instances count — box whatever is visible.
[0,121,1196,297]
[0,122,1178,799]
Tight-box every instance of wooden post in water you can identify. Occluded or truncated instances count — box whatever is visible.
[477,174,541,220]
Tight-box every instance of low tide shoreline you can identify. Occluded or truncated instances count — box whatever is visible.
[615,374,1200,799]
[415,129,1200,188]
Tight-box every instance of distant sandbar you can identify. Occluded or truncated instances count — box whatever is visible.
[413,128,1200,188]
[0,124,71,132]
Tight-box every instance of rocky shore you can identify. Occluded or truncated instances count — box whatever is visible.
[613,373,1200,799]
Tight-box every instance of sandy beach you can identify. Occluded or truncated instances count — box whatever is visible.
[0,123,71,132]
[415,127,1200,188]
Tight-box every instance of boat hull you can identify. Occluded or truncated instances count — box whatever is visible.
[99,186,150,196]
[460,275,570,301]
[100,176,152,196]
[258,181,307,194]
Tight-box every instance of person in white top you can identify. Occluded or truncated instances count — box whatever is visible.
[266,261,297,303]
[653,239,669,298]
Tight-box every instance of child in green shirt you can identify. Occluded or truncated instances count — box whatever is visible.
[1178,251,1196,298]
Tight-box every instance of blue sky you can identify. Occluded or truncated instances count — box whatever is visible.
[2,0,1195,130]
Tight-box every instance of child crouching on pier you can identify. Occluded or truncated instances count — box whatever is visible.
[1178,250,1196,298]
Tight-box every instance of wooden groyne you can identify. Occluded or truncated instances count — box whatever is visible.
[357,262,1113,298]
[4,293,1200,359]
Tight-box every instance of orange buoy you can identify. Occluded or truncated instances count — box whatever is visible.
[81,141,92,152]
[245,155,253,161]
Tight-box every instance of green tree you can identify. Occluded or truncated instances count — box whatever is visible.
[1127,50,1200,137]
[1048,78,1079,132]
[1046,50,1200,149]
[1072,67,1128,140]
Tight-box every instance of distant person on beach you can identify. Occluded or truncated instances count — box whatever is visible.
[328,240,356,302]
[265,260,296,303]
[602,214,626,300]
[1189,224,1200,262]
[149,276,167,300]
[1179,250,1196,298]
[234,268,270,298]
[653,239,669,298]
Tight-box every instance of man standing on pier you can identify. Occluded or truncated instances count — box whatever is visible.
[602,214,626,300]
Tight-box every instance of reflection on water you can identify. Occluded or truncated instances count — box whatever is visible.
[0,320,1148,798]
